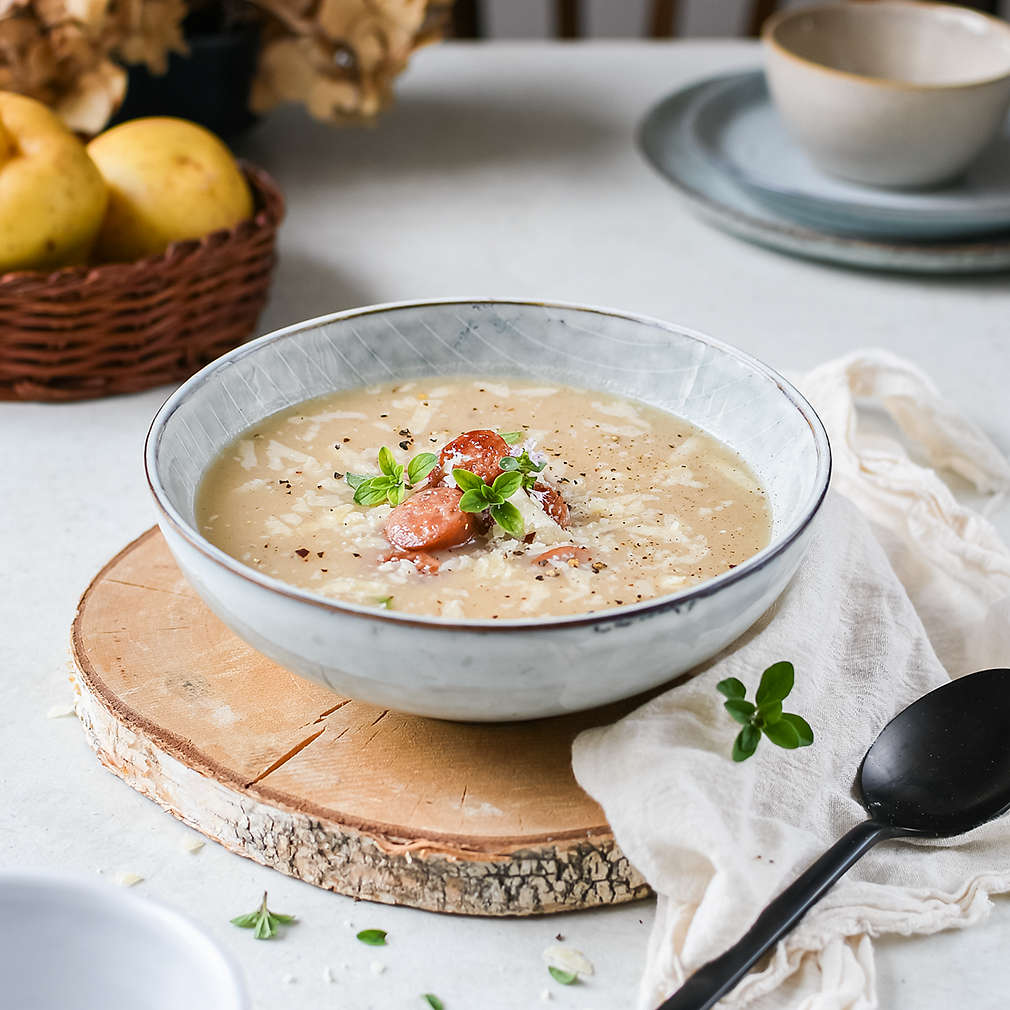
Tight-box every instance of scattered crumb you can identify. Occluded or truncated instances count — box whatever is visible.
[115,871,143,887]
[543,945,594,976]
[554,933,564,942]
[540,990,553,1002]
[281,973,296,984]
[322,966,334,983]
[370,961,386,976]
[343,920,354,928]
[179,835,204,854]
[46,703,77,719]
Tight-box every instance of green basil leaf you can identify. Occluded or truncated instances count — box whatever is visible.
[230,912,259,928]
[407,452,438,485]
[356,928,387,946]
[269,912,296,924]
[452,468,485,493]
[354,479,394,506]
[548,966,577,985]
[253,915,273,940]
[732,724,761,762]
[490,501,524,539]
[780,713,814,747]
[763,717,801,750]
[387,483,408,507]
[491,470,523,499]
[499,431,523,445]
[422,996,444,1010]
[723,698,755,725]
[716,677,746,700]
[377,446,398,477]
[345,472,369,490]
[756,700,782,724]
[458,489,488,512]
[756,661,794,706]
[498,456,520,472]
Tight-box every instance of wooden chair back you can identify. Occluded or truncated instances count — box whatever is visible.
[451,0,1001,40]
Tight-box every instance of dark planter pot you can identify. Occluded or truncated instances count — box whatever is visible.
[111,23,260,140]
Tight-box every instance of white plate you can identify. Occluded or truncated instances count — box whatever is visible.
[639,72,1010,273]
[687,71,1010,241]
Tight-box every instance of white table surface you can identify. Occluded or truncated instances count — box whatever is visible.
[3,39,1009,1010]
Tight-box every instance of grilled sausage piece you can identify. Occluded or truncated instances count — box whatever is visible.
[429,429,512,487]
[385,486,477,551]
[531,545,592,567]
[528,481,569,528]
[382,549,441,574]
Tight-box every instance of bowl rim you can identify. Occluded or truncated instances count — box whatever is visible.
[763,0,1010,93]
[145,298,832,631]
[0,870,249,1007]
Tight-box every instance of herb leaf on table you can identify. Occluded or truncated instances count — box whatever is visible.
[717,661,813,762]
[230,892,295,939]
[548,965,579,984]
[356,928,388,946]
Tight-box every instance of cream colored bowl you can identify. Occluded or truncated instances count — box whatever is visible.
[763,1,1010,188]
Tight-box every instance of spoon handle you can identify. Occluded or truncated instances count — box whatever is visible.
[656,820,896,1010]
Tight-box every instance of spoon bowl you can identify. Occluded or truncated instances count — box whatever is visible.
[860,668,1010,837]
[660,668,1010,1009]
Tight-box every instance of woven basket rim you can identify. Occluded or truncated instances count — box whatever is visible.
[0,160,283,288]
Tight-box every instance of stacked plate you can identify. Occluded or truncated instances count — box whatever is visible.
[639,70,1010,273]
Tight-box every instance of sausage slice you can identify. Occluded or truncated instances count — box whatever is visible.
[531,545,592,567]
[385,486,477,551]
[382,549,441,574]
[528,481,570,528]
[429,429,511,487]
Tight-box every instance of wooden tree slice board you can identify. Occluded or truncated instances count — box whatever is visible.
[71,528,653,916]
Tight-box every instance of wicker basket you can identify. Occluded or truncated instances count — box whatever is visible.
[0,162,284,402]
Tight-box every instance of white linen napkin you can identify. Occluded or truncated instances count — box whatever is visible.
[572,350,1010,1010]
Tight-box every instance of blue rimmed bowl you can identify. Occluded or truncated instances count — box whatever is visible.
[146,299,830,721]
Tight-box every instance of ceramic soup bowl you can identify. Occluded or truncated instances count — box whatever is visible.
[764,1,1010,188]
[0,873,248,1010]
[146,300,830,721]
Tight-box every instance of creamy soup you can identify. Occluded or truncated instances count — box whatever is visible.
[197,377,771,619]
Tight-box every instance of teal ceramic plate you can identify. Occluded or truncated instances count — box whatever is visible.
[687,71,1010,241]
[639,72,1010,273]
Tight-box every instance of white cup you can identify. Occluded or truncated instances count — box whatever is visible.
[764,1,1010,188]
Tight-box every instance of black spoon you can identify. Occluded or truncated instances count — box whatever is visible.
[658,667,1010,1010]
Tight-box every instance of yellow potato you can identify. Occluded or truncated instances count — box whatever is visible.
[0,92,107,273]
[88,117,254,262]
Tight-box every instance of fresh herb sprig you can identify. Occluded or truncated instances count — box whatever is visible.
[346,447,437,507]
[453,468,525,538]
[717,661,813,762]
[356,928,387,946]
[230,892,295,939]
[422,996,444,1009]
[499,431,524,446]
[498,449,546,491]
